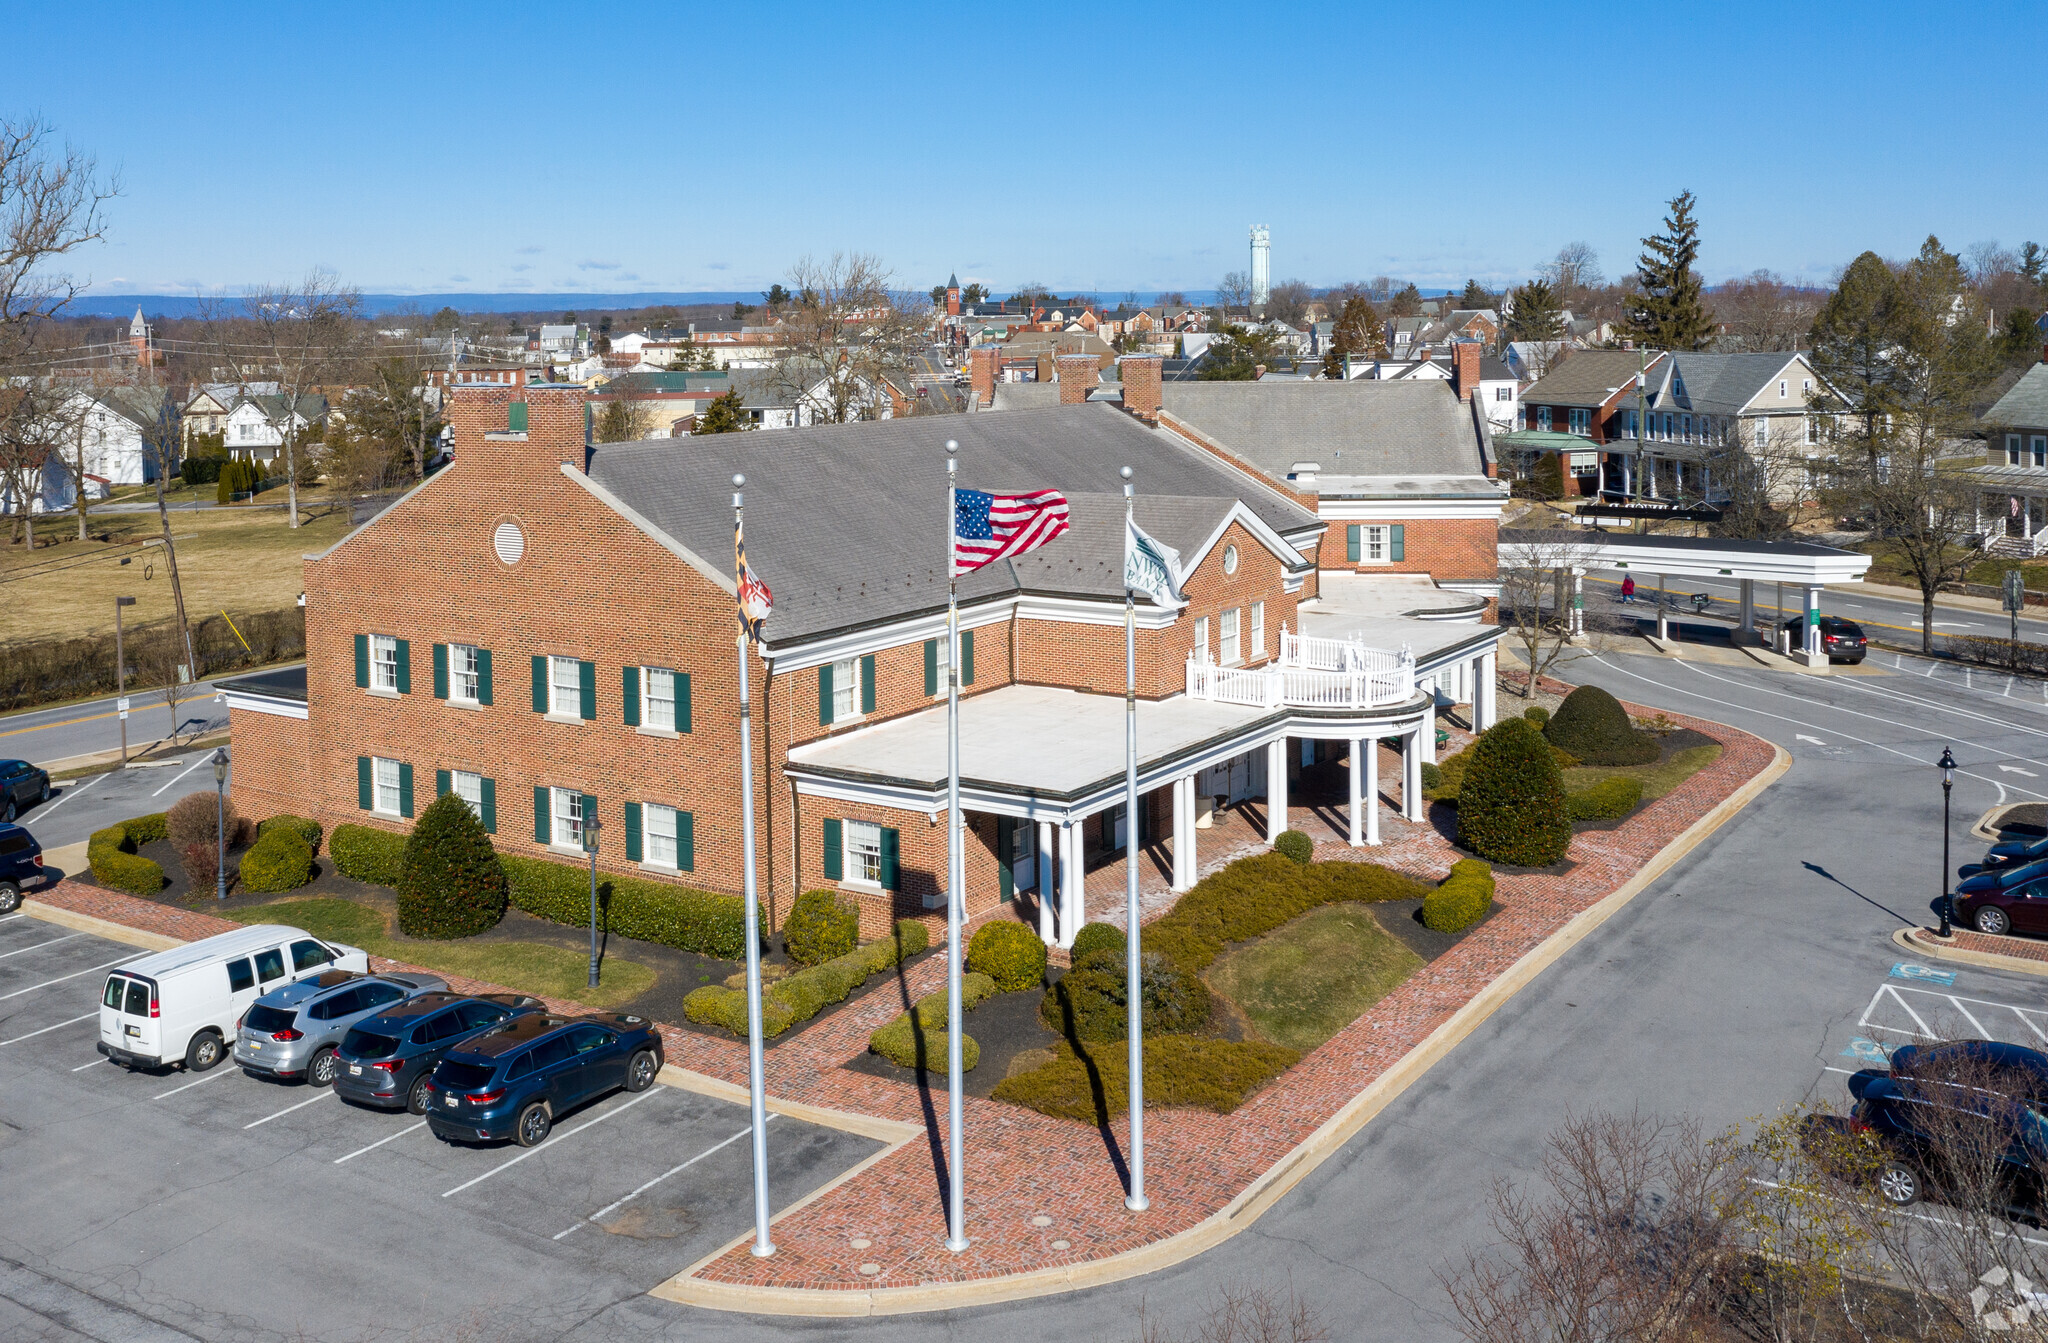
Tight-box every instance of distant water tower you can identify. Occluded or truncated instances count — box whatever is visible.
[1249,225,1271,308]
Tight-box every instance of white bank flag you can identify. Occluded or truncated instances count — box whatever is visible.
[1124,514,1186,607]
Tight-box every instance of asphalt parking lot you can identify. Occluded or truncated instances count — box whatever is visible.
[0,913,882,1342]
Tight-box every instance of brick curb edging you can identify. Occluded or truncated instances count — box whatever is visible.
[1895,926,2048,978]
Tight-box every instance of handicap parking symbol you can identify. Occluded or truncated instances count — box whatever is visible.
[1890,962,1958,987]
[1841,1037,1897,1064]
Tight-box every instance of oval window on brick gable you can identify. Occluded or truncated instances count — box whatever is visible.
[493,522,526,566]
[1222,544,1239,575]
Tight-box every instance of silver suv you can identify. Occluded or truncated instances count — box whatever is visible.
[234,970,447,1086]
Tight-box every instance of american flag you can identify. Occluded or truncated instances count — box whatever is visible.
[953,487,1071,576]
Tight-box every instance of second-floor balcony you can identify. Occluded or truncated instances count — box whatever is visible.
[1185,631,1416,711]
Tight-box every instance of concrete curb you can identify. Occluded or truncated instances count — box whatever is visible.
[651,741,1795,1318]
[655,1064,920,1146]
[1892,926,2048,979]
[21,897,183,952]
[1972,803,2039,844]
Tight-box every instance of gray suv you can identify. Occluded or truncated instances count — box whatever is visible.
[234,970,447,1086]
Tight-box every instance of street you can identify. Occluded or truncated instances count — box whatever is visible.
[0,681,232,769]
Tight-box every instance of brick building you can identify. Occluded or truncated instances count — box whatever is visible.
[220,380,1500,950]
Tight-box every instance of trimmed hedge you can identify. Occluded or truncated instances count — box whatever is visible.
[990,1036,1301,1124]
[1424,859,1495,934]
[868,973,995,1073]
[257,814,322,854]
[239,828,314,894]
[968,920,1047,991]
[330,823,405,887]
[397,793,508,938]
[167,791,235,849]
[686,919,929,1039]
[1040,949,1210,1043]
[1419,761,1443,793]
[1524,705,1551,726]
[87,814,168,895]
[1069,921,1126,964]
[1566,775,1645,823]
[1426,736,1578,804]
[1273,829,1314,865]
[1456,719,1572,867]
[784,889,859,966]
[1544,685,1659,766]
[501,854,759,961]
[1143,852,1429,977]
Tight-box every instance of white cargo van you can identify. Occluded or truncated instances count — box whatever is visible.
[98,924,370,1072]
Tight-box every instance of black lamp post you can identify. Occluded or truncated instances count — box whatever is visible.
[212,747,229,902]
[584,814,602,989]
[1937,746,1956,937]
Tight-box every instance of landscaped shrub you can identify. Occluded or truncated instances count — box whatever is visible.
[1069,921,1126,964]
[500,854,760,960]
[869,1017,980,1073]
[166,791,236,849]
[1419,762,1442,793]
[1141,852,1429,976]
[1524,705,1551,726]
[1456,719,1572,867]
[87,815,167,895]
[684,984,796,1037]
[1423,859,1495,934]
[1566,775,1645,823]
[215,459,262,504]
[783,889,859,967]
[396,793,508,939]
[1544,685,1659,766]
[239,827,314,894]
[1040,950,1210,1043]
[330,823,406,887]
[257,814,322,854]
[686,919,929,1040]
[179,840,219,890]
[991,1036,1302,1124]
[968,920,1048,991]
[1273,829,1314,865]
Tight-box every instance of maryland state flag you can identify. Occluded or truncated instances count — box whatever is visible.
[736,517,772,642]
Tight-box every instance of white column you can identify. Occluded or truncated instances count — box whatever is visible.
[1403,729,1424,822]
[1347,737,1364,847]
[1476,648,1497,729]
[1365,738,1381,845]
[1420,709,1437,764]
[1570,570,1585,636]
[1036,820,1055,944]
[1738,578,1755,640]
[1059,821,1084,947]
[1804,585,1825,659]
[1266,737,1288,843]
[1171,776,1194,892]
[1656,574,1669,641]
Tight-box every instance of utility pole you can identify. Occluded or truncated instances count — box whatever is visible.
[114,596,136,765]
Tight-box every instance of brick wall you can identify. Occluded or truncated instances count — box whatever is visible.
[226,708,309,823]
[1329,516,1498,583]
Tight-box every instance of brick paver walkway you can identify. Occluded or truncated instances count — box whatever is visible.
[32,693,1775,1303]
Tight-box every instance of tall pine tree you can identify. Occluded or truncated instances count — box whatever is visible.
[1622,191,1713,351]
[1321,296,1384,379]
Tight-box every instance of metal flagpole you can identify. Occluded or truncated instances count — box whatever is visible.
[1121,466,1148,1212]
[944,440,968,1254]
[733,474,774,1259]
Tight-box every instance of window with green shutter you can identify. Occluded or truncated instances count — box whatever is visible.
[476,649,494,706]
[879,827,900,890]
[924,639,937,696]
[578,661,596,721]
[357,757,372,810]
[354,635,369,689]
[1346,524,1361,563]
[1389,523,1405,562]
[676,811,693,871]
[822,818,842,881]
[398,763,414,818]
[817,663,834,726]
[478,778,496,834]
[534,787,550,844]
[860,654,876,714]
[531,656,548,713]
[436,768,451,798]
[624,802,643,862]
[622,666,640,727]
[508,401,528,432]
[675,673,690,733]
[394,639,411,694]
[432,644,449,700]
[961,630,975,685]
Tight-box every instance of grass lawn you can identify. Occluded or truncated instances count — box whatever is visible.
[1561,743,1722,802]
[223,896,657,1010]
[1203,904,1424,1053]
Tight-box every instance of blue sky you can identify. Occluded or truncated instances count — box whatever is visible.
[16,2,2047,300]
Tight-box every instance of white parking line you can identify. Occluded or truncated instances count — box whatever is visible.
[0,956,133,1001]
[333,1120,426,1164]
[30,770,103,819]
[0,912,24,924]
[553,1116,769,1239]
[0,933,81,961]
[154,1065,243,1099]
[244,1090,336,1129]
[71,1058,107,1072]
[441,1090,658,1198]
[0,1012,94,1047]
[149,756,212,797]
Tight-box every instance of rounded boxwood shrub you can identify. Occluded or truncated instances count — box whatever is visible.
[1069,921,1126,964]
[257,814,322,854]
[1424,859,1495,933]
[166,790,236,849]
[1456,719,1572,867]
[1566,775,1645,823]
[88,817,167,895]
[239,827,314,894]
[1524,705,1551,726]
[783,889,859,967]
[1040,951,1210,1043]
[397,793,508,939]
[967,920,1047,991]
[868,1015,979,1073]
[1273,829,1314,865]
[1544,685,1659,766]
[330,823,406,887]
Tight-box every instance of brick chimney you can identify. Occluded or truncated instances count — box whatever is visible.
[969,347,998,407]
[449,383,589,483]
[1056,353,1099,405]
[1122,354,1163,425]
[1451,341,1481,400]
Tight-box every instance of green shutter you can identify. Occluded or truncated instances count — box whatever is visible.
[879,827,900,890]
[924,639,937,696]
[532,656,549,713]
[508,401,528,432]
[398,762,414,818]
[677,811,693,871]
[435,768,450,798]
[432,644,448,700]
[578,661,596,721]
[860,654,876,714]
[394,639,411,694]
[961,630,975,685]
[822,818,842,881]
[534,787,550,844]
[624,802,643,863]
[479,778,496,834]
[676,673,691,733]
[622,666,640,727]
[1346,524,1361,563]
[818,664,834,725]
[997,816,1014,901]
[476,649,493,705]
[1389,524,1405,561]
[581,793,598,846]
[356,757,371,810]
[354,635,369,688]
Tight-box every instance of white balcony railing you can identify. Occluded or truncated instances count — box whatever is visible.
[1186,629,1415,711]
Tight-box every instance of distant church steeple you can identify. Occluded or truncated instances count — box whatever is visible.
[128,307,151,365]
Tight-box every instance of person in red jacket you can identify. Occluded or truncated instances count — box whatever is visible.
[1620,575,1637,604]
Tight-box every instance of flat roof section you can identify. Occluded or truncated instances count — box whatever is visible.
[1499,528,1873,584]
[213,664,308,703]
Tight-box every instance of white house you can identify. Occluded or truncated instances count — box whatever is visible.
[222,392,328,465]
[3,385,178,515]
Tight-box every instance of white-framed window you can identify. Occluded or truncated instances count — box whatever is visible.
[2036,437,2048,469]
[645,803,680,869]
[642,666,675,731]
[845,819,883,886]
[1535,406,1552,431]
[831,657,858,722]
[372,757,401,816]
[1361,524,1391,563]
[551,787,584,848]
[548,655,579,716]
[1779,380,1789,399]
[932,633,950,693]
[1661,413,1674,440]
[449,643,480,704]
[1193,616,1210,663]
[1220,608,1241,665]
[1802,378,1813,394]
[1250,601,1265,659]
[1494,384,1512,401]
[369,635,398,692]
[1804,416,1817,446]
[1680,414,1692,442]
[1754,418,1768,449]
[1568,407,1590,435]
[2011,434,2024,466]
[450,769,482,820]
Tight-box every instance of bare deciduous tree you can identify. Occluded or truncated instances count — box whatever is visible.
[1264,279,1314,328]
[1497,529,1601,696]
[767,253,924,426]
[1715,270,1821,353]
[1123,1280,1328,1343]
[1542,241,1604,311]
[1216,270,1253,318]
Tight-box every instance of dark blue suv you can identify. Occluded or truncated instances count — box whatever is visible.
[422,1011,663,1146]
[0,822,44,913]
[333,991,546,1113]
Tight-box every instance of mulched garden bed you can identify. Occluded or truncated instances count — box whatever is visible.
[1374,897,1489,963]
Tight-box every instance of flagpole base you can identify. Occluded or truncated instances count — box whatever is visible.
[750,1240,777,1258]
[1125,1195,1149,1212]
[944,1235,970,1254]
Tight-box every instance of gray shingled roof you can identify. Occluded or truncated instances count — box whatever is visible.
[1985,364,2048,429]
[1660,352,1803,416]
[583,402,1319,646]
[1159,380,1487,478]
[1521,349,1665,408]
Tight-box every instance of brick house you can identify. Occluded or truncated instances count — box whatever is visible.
[220,380,1500,951]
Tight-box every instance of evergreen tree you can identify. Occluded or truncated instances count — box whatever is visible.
[1807,250,1905,451]
[397,792,507,939]
[1621,190,1713,350]
[1387,283,1424,317]
[1998,307,2043,366]
[694,389,751,434]
[1505,280,1564,342]
[1321,296,1384,379]
[1459,278,1494,309]
[1199,323,1283,380]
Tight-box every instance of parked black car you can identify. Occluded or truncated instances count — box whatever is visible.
[1854,1040,2048,1215]
[423,1012,664,1146]
[0,822,43,913]
[1780,615,1868,664]
[1983,833,2048,869]
[333,991,546,1113]
[0,759,50,822]
[1956,856,2048,899]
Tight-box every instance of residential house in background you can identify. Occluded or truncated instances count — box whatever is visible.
[1972,362,2048,555]
[5,384,180,515]
[222,392,328,466]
